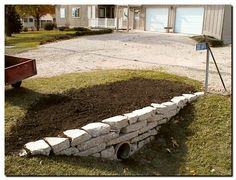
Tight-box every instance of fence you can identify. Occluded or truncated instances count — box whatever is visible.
[88,18,123,29]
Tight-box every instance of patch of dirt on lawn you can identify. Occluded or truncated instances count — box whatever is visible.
[5,77,196,154]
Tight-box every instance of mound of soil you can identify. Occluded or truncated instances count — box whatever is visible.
[5,78,196,154]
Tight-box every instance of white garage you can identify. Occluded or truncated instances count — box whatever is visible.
[175,7,204,35]
[145,8,169,32]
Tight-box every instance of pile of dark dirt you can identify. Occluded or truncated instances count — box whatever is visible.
[5,77,196,154]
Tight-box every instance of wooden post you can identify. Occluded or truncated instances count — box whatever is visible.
[127,5,130,32]
[105,18,107,28]
[116,5,119,32]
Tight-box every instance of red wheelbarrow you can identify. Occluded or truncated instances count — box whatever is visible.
[5,55,37,88]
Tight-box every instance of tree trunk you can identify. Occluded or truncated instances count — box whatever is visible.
[36,15,40,31]
[5,20,12,36]
[6,30,12,37]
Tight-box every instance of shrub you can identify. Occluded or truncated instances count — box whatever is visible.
[23,27,28,32]
[58,27,65,31]
[39,34,75,45]
[190,35,224,47]
[58,26,69,31]
[73,27,91,31]
[44,23,55,31]
[75,28,113,36]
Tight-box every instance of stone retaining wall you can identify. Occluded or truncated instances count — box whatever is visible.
[20,92,204,160]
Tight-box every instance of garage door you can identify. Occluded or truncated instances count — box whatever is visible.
[175,8,204,35]
[146,8,168,32]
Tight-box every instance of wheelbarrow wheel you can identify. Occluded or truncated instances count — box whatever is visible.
[11,81,22,88]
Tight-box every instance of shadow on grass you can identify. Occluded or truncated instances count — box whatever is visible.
[5,87,48,110]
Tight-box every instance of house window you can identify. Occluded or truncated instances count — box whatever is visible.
[99,8,105,18]
[29,18,33,22]
[60,8,65,18]
[72,7,80,18]
[23,18,28,22]
[111,7,115,18]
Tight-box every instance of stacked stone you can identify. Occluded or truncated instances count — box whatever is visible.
[21,92,204,159]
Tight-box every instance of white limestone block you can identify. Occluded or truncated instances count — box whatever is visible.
[142,106,156,116]
[91,153,101,158]
[151,103,168,114]
[161,101,178,111]
[44,137,70,153]
[77,132,119,151]
[102,115,128,130]
[55,147,79,156]
[107,131,139,146]
[121,120,147,133]
[124,112,139,124]
[81,122,111,137]
[194,92,205,97]
[63,129,92,146]
[138,121,157,134]
[164,109,178,119]
[171,96,187,108]
[100,146,116,159]
[183,93,198,102]
[74,143,106,156]
[131,131,150,143]
[149,128,158,136]
[150,114,166,122]
[132,107,153,121]
[24,139,51,156]
[156,118,168,125]
[19,149,28,157]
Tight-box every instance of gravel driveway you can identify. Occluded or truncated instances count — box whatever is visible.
[17,31,231,94]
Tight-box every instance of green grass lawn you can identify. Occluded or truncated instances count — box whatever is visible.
[5,30,76,55]
[5,70,231,176]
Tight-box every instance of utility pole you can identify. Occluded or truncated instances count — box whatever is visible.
[127,5,130,32]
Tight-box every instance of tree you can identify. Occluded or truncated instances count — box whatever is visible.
[5,5,22,36]
[16,5,55,31]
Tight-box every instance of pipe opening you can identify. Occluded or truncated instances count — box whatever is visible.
[116,142,131,160]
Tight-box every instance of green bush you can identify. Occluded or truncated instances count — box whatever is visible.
[58,26,70,31]
[190,35,224,47]
[73,27,91,31]
[44,23,55,31]
[58,26,68,31]
[23,27,28,32]
[39,34,75,45]
[75,28,113,36]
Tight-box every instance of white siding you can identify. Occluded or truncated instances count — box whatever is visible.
[202,5,225,40]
